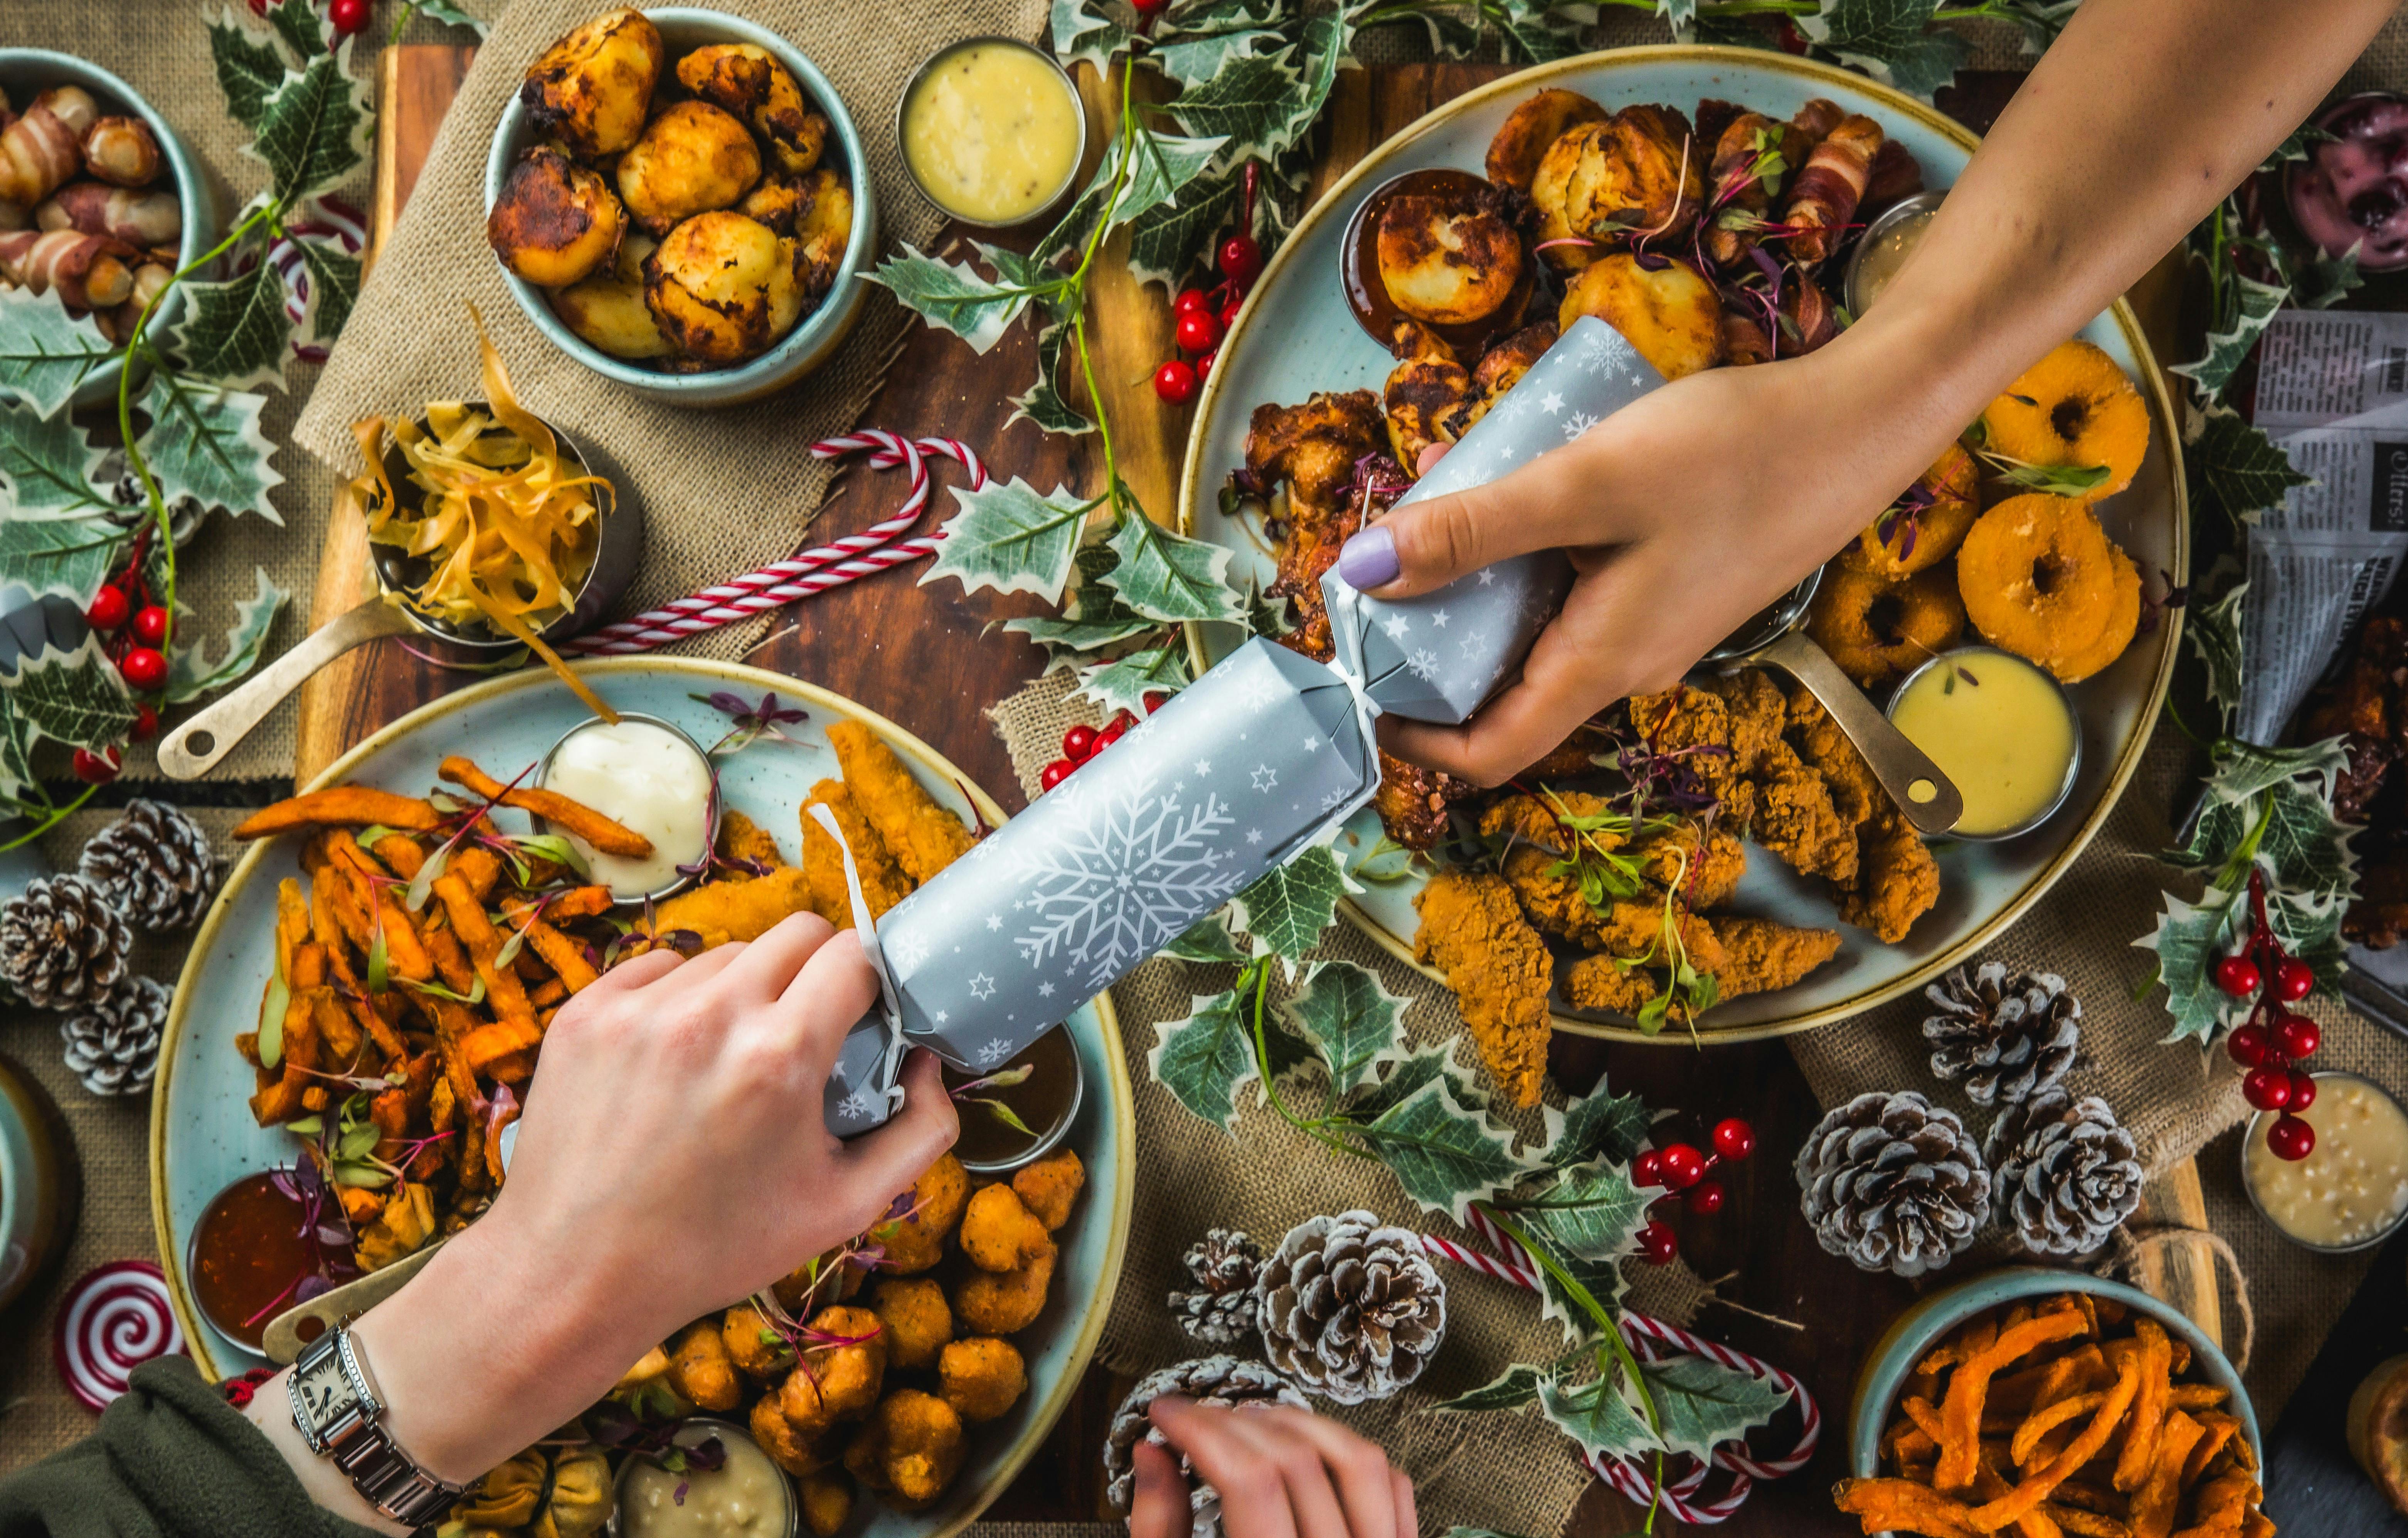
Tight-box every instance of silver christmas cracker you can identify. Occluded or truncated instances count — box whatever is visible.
[825,317,1667,1134]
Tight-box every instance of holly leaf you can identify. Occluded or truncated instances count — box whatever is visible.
[1230,842,1347,969]
[209,6,289,130]
[2187,581,2245,725]
[864,247,1031,354]
[2,634,138,751]
[1432,1362,1547,1414]
[2135,884,2249,1044]
[171,261,294,392]
[0,514,124,602]
[1502,1159,1650,1264]
[1282,958,1408,1096]
[2252,776,2357,895]
[1348,1039,1481,1119]
[1656,0,1700,34]
[1636,1354,1790,1463]
[168,566,289,703]
[1075,644,1190,715]
[1286,8,1355,139]
[1153,29,1283,89]
[1148,989,1260,1131]
[1118,131,1233,231]
[1164,0,1299,29]
[2201,735,2349,805]
[136,373,285,522]
[1011,319,1094,437]
[1162,910,1250,965]
[1105,513,1246,623]
[0,403,109,515]
[1163,47,1308,166]
[2269,885,2347,988]
[1357,1075,1535,1221]
[414,0,490,34]
[2295,249,2364,311]
[0,289,116,419]
[0,691,37,803]
[266,0,329,59]
[296,239,362,346]
[919,477,1088,602]
[1405,5,1487,57]
[1536,1371,1657,1462]
[2171,274,2289,402]
[2186,406,2310,528]
[1799,0,1966,99]
[1493,0,1588,63]
[1244,574,1295,640]
[1129,168,1245,291]
[1052,0,1132,72]
[249,44,374,205]
[1542,1082,1653,1168]
[1003,614,1163,671]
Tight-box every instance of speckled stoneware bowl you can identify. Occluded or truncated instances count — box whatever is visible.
[482,9,878,407]
[0,50,219,412]
[0,1051,81,1315]
[151,658,1132,1538]
[1849,1267,2261,1505]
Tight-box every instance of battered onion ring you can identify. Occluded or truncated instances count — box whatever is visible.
[1980,338,2151,499]
[2050,543,2143,683]
[1807,564,1966,687]
[1841,442,1979,577]
[1955,493,2121,675]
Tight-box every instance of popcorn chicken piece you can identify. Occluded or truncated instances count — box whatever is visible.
[723,1302,796,1380]
[844,1390,964,1511]
[939,1337,1028,1423]
[777,1304,887,1437]
[752,1393,836,1476]
[666,1319,741,1411]
[1011,1147,1085,1231]
[960,1183,1055,1273]
[954,1248,1055,1336]
[801,1472,852,1536]
[878,1153,970,1274]
[872,1276,954,1372]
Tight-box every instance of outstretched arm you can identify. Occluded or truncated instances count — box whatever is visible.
[1351,0,2398,783]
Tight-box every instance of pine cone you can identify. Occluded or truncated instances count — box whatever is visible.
[1255,1210,1446,1404]
[2,874,132,1010]
[1985,1086,2143,1257]
[1169,1229,1264,1346]
[78,800,218,931]
[1105,1357,1310,1535]
[60,974,168,1096]
[1921,963,2080,1107]
[1795,1090,1991,1278]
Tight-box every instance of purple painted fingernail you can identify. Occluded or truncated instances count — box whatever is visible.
[1336,524,1399,590]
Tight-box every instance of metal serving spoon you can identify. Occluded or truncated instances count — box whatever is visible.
[1701,567,1964,836]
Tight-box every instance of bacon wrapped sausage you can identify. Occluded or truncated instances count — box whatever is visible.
[0,86,98,207]
[1780,113,1883,267]
[37,182,180,247]
[80,116,161,187]
[0,226,138,309]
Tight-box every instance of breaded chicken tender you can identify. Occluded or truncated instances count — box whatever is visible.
[778,1305,887,1436]
[1782,686,1881,829]
[715,808,786,872]
[1713,915,1842,998]
[826,721,976,883]
[1629,820,1747,910]
[872,1276,954,1371]
[1479,789,1623,851]
[845,1390,964,1510]
[878,1153,970,1274]
[954,1247,1055,1335]
[801,1472,853,1536]
[754,1393,836,1475]
[939,1337,1028,1422]
[803,778,914,927]
[1011,1147,1085,1231]
[723,1301,796,1380]
[643,865,815,948]
[961,1184,1054,1272]
[1412,869,1551,1108]
[1838,806,1940,944]
[666,1318,740,1411]
[1564,954,1657,1015]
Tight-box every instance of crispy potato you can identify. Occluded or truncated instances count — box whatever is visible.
[939,1337,1028,1423]
[616,100,761,234]
[801,1473,852,1538]
[960,1183,1054,1273]
[791,167,852,301]
[643,210,801,366]
[954,1247,1054,1336]
[521,8,663,160]
[665,1319,741,1411]
[676,44,828,175]
[1530,129,1595,272]
[1471,320,1559,408]
[1485,88,1607,192]
[1557,106,1702,248]
[1375,187,1523,327]
[753,1393,836,1476]
[844,1390,964,1510]
[1011,1147,1085,1231]
[740,176,806,235]
[1558,253,1722,380]
[551,229,673,360]
[878,1153,971,1273]
[488,145,624,288]
[724,1302,798,1380]
[1384,318,1477,469]
[872,1276,954,1371]
[779,1304,888,1437]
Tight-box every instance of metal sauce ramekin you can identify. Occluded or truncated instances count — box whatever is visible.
[2241,1070,2408,1255]
[1884,645,2082,843]
[895,37,1088,230]
[533,711,722,906]
[1844,188,1946,318]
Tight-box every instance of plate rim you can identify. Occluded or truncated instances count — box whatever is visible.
[147,656,1135,1538]
[1173,44,2188,1045]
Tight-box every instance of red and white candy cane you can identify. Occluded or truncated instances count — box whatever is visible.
[1419,1205,1819,1525]
[262,197,368,363]
[565,431,987,656]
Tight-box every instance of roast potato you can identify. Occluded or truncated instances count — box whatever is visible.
[740,175,805,235]
[521,8,663,160]
[1485,88,1607,193]
[488,145,625,288]
[1375,185,1523,327]
[552,230,673,360]
[791,166,853,300]
[617,100,761,234]
[1384,319,1477,469]
[1471,319,1559,407]
[1558,253,1722,380]
[676,43,829,176]
[644,211,801,365]
[1537,106,1703,255]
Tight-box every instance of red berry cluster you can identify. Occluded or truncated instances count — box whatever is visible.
[1036,692,1173,792]
[2217,871,2322,1161]
[76,535,169,784]
[1628,1116,1755,1265]
[1154,166,1265,407]
[252,0,368,34]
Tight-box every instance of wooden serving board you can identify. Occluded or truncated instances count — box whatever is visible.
[319,47,2228,1535]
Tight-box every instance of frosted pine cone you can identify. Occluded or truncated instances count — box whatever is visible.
[1169,1229,1264,1346]
[1985,1086,2143,1257]
[1795,1091,1991,1278]
[2,874,132,1010]
[1104,1358,1309,1537]
[1255,1210,1446,1404]
[78,800,219,931]
[60,974,168,1096]
[1921,963,2080,1107]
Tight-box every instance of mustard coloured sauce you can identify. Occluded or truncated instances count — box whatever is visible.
[1888,647,2077,837]
[1853,206,1934,312]
[902,43,1082,226]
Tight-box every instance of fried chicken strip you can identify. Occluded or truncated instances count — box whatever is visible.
[1245,390,1383,661]
[1413,869,1551,1108]
[825,721,975,883]
[1712,915,1841,998]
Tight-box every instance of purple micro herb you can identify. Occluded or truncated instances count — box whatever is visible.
[693,690,811,756]
[1633,250,1673,272]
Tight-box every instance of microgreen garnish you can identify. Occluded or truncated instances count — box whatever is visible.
[1614,844,1721,1039]
[1875,482,1936,561]
[949,1062,1039,1137]
[399,974,486,1007]
[693,690,811,756]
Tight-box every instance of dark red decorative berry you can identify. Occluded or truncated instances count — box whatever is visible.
[1195,348,1217,383]
[1682,1178,1725,1216]
[329,0,369,36]
[1711,1117,1756,1163]
[1218,232,1264,287]
[1635,1220,1679,1265]
[1142,690,1170,715]
[2241,1066,2293,1113]
[1173,288,1212,318]
[1133,0,1171,13]
[1153,360,1198,405]
[2213,954,2261,998]
[2273,1013,2320,1061]
[71,746,120,785]
[1219,294,1244,330]
[119,646,167,691]
[1174,310,1222,354]
[1039,759,1074,792]
[2225,1022,2273,1069]
[1631,1148,1663,1187]
[2288,1069,2319,1112]
[1657,1142,1707,1191]
[132,604,170,647]
[86,585,130,631]
[2273,958,2315,1003]
[132,703,158,742]
[2265,1113,2316,1162]
[1095,720,1128,751]
[1062,723,1098,761]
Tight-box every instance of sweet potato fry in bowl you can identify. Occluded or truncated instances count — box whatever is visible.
[234,787,445,840]
[438,754,653,857]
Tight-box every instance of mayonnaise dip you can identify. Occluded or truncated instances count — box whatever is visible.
[537,716,713,899]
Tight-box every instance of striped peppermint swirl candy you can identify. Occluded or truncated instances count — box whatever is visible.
[260,197,368,363]
[54,1260,184,1412]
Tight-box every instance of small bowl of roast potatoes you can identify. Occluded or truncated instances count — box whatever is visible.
[484,7,875,406]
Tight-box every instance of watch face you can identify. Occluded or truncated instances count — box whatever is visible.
[293,1353,352,1428]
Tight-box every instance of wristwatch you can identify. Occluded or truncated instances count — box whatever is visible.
[288,1323,468,1526]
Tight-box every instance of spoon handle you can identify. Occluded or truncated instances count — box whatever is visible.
[258,1241,441,1365]
[156,600,419,780]
[1758,632,1964,836]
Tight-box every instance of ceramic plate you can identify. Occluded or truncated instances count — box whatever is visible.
[1178,46,2186,1043]
[149,658,1133,1538]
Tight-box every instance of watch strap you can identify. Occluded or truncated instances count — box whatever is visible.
[290,1325,468,1526]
